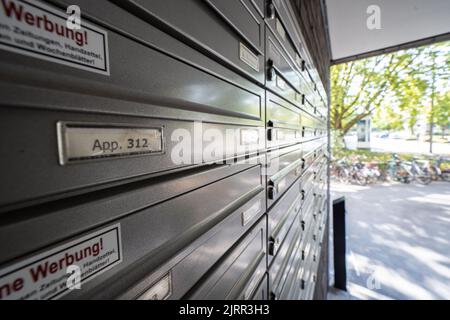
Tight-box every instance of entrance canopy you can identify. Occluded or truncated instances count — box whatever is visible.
[325,0,450,64]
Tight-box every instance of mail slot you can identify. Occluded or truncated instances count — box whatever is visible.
[266,92,302,149]
[301,191,316,230]
[0,163,265,299]
[1,0,265,125]
[266,144,303,207]
[266,28,306,109]
[267,178,302,263]
[317,215,328,247]
[299,263,315,300]
[266,0,318,117]
[265,0,310,92]
[112,0,265,84]
[300,170,315,202]
[0,0,330,301]
[251,274,269,300]
[302,112,327,141]
[266,0,298,66]
[295,223,319,300]
[301,139,326,172]
[280,224,318,300]
[318,208,328,247]
[184,216,266,300]
[0,106,265,210]
[268,216,303,300]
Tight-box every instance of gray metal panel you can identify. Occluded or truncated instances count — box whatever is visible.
[266,0,311,100]
[267,178,302,264]
[271,0,329,113]
[251,273,268,300]
[266,28,305,110]
[251,0,265,18]
[266,92,303,149]
[302,112,327,142]
[301,139,326,171]
[266,0,323,117]
[184,216,267,300]
[266,144,303,207]
[0,106,264,210]
[0,164,265,299]
[112,0,265,84]
[2,0,266,125]
[269,0,305,66]
[0,0,330,301]
[268,217,303,300]
[0,0,269,209]
[0,21,264,123]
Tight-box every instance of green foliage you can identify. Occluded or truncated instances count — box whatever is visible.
[331,41,450,139]
[332,148,426,163]
[434,91,450,134]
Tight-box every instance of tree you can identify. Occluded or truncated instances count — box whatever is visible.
[395,74,428,136]
[331,49,419,143]
[434,91,450,135]
[331,41,450,147]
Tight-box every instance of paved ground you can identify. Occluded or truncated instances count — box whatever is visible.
[344,136,450,155]
[329,181,450,300]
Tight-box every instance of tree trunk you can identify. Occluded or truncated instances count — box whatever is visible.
[332,131,347,150]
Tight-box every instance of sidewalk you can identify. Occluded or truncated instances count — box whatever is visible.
[329,181,450,300]
[344,136,450,155]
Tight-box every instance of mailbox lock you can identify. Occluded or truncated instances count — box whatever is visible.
[270,291,277,300]
[267,2,276,20]
[267,60,276,81]
[301,279,306,290]
[268,237,279,256]
[268,185,277,199]
[267,128,274,141]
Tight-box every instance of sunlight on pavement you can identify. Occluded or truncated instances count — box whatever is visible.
[330,182,370,193]
[408,193,450,206]
[347,283,393,300]
[331,181,450,300]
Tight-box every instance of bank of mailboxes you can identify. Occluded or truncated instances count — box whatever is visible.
[0,0,328,300]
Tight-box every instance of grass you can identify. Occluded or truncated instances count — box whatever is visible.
[332,148,429,163]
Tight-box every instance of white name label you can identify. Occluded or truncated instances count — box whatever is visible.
[0,0,109,75]
[276,75,286,90]
[275,18,286,41]
[138,273,172,300]
[0,224,122,300]
[57,123,164,164]
[239,42,259,72]
[242,200,262,226]
[240,128,260,146]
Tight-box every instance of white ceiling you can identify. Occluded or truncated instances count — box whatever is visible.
[326,0,450,62]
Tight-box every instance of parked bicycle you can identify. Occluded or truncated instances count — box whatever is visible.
[386,154,433,184]
[386,154,412,184]
[332,153,447,185]
[429,156,450,182]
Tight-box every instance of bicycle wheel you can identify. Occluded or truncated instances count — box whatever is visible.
[442,172,450,182]
[354,174,367,186]
[416,175,432,185]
